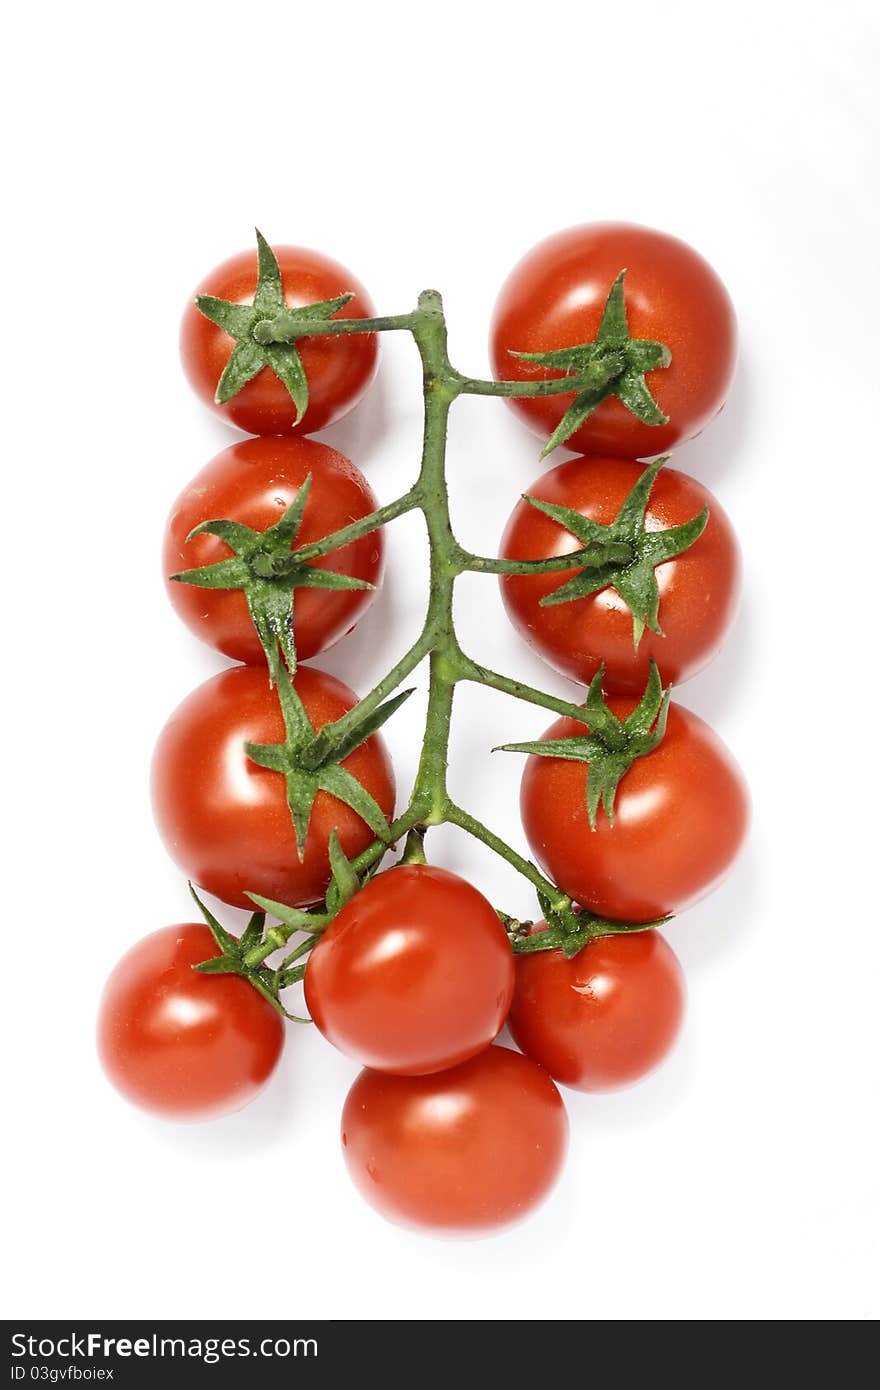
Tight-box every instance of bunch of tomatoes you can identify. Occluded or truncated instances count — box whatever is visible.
[97,222,748,1236]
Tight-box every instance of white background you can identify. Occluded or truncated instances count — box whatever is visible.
[3,0,878,1323]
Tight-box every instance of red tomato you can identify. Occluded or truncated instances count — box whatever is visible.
[341,1047,568,1233]
[163,435,383,666]
[305,865,514,1075]
[97,924,284,1121]
[520,699,748,920]
[500,455,740,694]
[509,928,685,1092]
[151,665,395,910]
[180,244,377,435]
[491,223,737,459]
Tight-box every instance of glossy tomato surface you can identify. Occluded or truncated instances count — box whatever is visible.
[180,244,377,435]
[341,1047,568,1234]
[491,222,737,459]
[305,865,514,1075]
[151,665,395,910]
[97,924,284,1121]
[500,455,740,693]
[520,698,748,920]
[509,928,685,1091]
[164,435,383,665]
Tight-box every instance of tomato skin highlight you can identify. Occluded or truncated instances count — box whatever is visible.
[97,924,284,1121]
[150,665,395,911]
[509,929,685,1092]
[500,455,741,695]
[180,244,378,436]
[341,1047,568,1234]
[163,435,383,666]
[520,698,748,921]
[491,222,737,459]
[305,865,514,1075]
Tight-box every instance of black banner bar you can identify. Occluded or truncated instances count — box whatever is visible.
[3,1321,556,1386]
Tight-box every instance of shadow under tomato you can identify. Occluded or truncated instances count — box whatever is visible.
[314,357,394,465]
[141,1023,302,1160]
[312,537,409,691]
[660,356,752,489]
[671,591,753,727]
[665,836,762,973]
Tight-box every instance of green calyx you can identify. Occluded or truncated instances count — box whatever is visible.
[191,834,367,1015]
[170,474,372,681]
[511,270,671,457]
[244,833,367,955]
[244,662,407,857]
[498,660,670,829]
[188,882,308,1020]
[195,229,352,420]
[522,455,708,645]
[509,894,670,959]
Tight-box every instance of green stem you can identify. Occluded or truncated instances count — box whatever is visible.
[278,935,321,968]
[452,355,623,399]
[243,924,323,972]
[303,626,435,771]
[253,312,623,402]
[287,487,422,564]
[457,542,632,576]
[402,301,460,825]
[350,806,426,875]
[277,963,308,989]
[445,802,571,913]
[400,826,428,865]
[455,653,591,724]
[410,652,456,823]
[253,311,419,344]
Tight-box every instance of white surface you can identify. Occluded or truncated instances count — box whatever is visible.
[4,0,878,1323]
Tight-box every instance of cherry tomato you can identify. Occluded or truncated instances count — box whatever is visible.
[491,222,737,459]
[509,928,685,1092]
[520,699,748,920]
[500,455,740,694]
[180,244,377,435]
[305,865,514,1075]
[151,665,395,910]
[163,435,383,666]
[341,1047,568,1233]
[97,924,284,1121]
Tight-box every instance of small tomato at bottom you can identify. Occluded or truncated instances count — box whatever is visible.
[341,1047,568,1235]
[97,924,284,1121]
[509,928,685,1092]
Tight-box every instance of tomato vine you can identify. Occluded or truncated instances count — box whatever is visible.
[179,259,680,1006]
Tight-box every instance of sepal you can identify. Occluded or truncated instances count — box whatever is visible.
[195,229,354,422]
[512,457,708,646]
[244,664,394,857]
[511,894,671,960]
[170,471,373,679]
[497,662,671,829]
[509,270,672,457]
